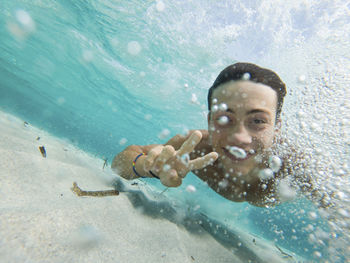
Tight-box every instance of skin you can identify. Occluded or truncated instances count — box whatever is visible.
[112,80,282,206]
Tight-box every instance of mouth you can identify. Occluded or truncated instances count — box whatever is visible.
[222,146,254,162]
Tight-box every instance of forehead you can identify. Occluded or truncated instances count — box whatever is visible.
[212,80,277,110]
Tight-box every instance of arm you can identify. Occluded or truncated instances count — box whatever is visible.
[279,146,334,209]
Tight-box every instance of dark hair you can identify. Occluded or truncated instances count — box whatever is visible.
[208,62,287,119]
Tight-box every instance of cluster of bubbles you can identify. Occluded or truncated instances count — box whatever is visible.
[279,58,350,259]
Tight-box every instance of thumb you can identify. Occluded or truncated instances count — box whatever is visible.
[160,169,182,187]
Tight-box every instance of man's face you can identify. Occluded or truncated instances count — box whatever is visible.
[208,80,279,178]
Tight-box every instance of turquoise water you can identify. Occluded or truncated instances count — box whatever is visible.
[1,0,349,261]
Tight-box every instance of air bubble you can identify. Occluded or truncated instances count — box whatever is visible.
[16,10,36,32]
[82,50,94,62]
[119,138,127,145]
[212,105,219,112]
[297,111,305,118]
[226,146,247,159]
[258,168,274,180]
[191,93,198,104]
[158,129,170,139]
[335,191,346,200]
[277,179,296,201]
[254,154,263,163]
[338,208,349,218]
[248,149,255,154]
[298,75,306,83]
[268,156,282,172]
[242,72,251,80]
[57,97,65,105]
[194,205,200,211]
[314,148,322,155]
[300,121,307,129]
[219,103,227,111]
[156,0,165,11]
[310,122,319,131]
[218,116,229,125]
[218,179,228,188]
[127,41,141,55]
[7,9,36,40]
[186,185,196,193]
[309,212,318,219]
[212,98,218,104]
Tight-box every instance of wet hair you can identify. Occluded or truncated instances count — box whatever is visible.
[208,62,287,119]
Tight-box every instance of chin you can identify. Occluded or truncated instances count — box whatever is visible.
[221,157,254,175]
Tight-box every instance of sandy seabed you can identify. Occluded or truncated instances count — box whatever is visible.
[0,110,304,263]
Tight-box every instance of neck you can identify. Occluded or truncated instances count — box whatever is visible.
[216,161,272,203]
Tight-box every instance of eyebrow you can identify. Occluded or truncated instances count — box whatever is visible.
[226,108,270,115]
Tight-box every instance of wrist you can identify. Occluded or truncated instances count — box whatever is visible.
[132,153,160,179]
[135,154,149,178]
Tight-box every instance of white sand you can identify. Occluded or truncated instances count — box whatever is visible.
[0,111,303,262]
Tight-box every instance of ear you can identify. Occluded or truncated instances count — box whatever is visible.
[207,112,213,145]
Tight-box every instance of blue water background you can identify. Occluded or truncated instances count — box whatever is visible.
[1,0,349,260]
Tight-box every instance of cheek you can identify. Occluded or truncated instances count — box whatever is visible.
[208,125,224,145]
[257,129,275,147]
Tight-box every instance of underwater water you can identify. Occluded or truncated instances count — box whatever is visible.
[1,0,349,261]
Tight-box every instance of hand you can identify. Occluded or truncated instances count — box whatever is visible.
[142,130,218,187]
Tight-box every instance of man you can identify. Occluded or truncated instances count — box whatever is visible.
[112,62,325,207]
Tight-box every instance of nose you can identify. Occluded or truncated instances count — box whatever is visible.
[228,123,252,145]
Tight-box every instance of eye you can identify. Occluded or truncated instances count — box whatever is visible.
[252,119,266,124]
[248,117,268,130]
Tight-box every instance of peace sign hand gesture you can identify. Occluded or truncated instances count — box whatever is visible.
[142,130,218,187]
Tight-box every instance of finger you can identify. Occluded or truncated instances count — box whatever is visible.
[143,146,163,171]
[189,152,218,170]
[159,169,182,187]
[177,130,202,157]
[152,145,176,173]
